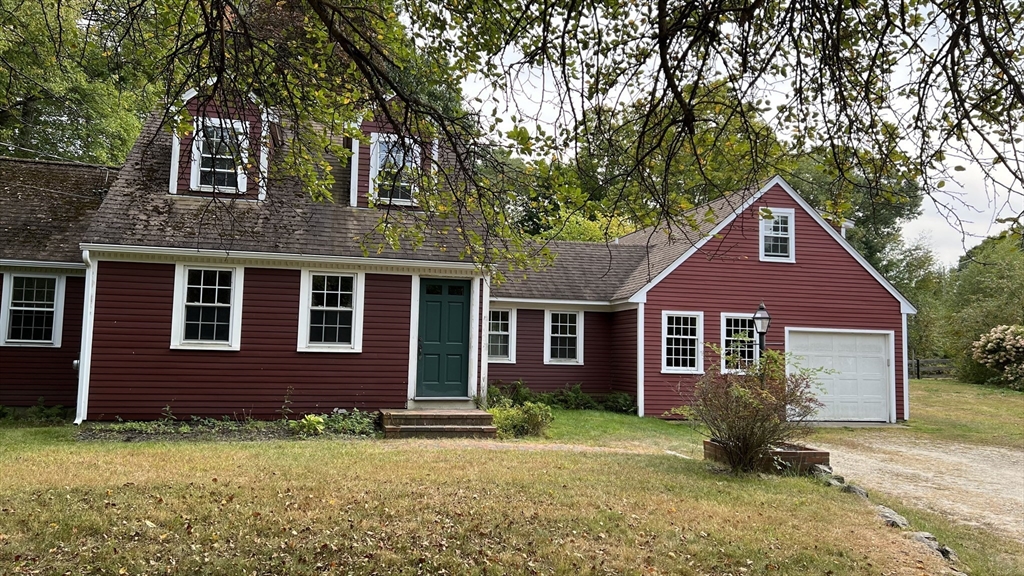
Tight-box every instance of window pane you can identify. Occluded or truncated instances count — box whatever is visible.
[7,276,57,341]
[665,315,698,369]
[549,312,578,360]
[724,317,756,369]
[8,310,54,341]
[182,269,232,342]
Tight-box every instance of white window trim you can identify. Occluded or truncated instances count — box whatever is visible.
[170,264,245,351]
[368,132,418,206]
[487,308,517,364]
[720,312,759,373]
[661,310,704,374]
[758,207,796,263]
[0,272,65,348]
[543,309,584,365]
[296,269,365,353]
[189,117,250,194]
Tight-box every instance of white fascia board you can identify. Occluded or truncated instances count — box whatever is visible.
[627,184,770,303]
[489,296,638,312]
[0,259,86,271]
[769,177,918,315]
[80,244,481,273]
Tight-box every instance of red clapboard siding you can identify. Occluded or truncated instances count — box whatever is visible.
[610,308,637,395]
[0,274,84,408]
[642,185,906,419]
[487,309,614,395]
[87,261,411,420]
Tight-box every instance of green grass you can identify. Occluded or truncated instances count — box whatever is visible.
[810,379,1024,449]
[538,408,704,455]
[0,428,951,575]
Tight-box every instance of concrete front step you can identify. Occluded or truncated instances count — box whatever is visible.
[381,409,495,439]
[383,424,498,439]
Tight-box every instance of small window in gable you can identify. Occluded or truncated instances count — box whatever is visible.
[759,207,796,262]
[369,133,419,205]
[0,273,66,347]
[190,118,249,193]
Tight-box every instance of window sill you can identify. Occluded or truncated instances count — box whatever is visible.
[487,358,516,364]
[0,340,59,348]
[378,199,417,207]
[661,368,704,375]
[297,346,362,353]
[170,342,240,352]
[758,255,796,263]
[544,359,583,366]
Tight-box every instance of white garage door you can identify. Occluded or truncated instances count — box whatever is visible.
[787,330,890,422]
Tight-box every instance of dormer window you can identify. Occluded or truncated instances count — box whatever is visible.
[759,207,796,262]
[369,132,418,205]
[190,118,249,193]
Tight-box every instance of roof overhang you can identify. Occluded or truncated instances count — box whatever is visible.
[0,258,86,271]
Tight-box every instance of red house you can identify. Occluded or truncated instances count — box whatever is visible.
[0,92,916,423]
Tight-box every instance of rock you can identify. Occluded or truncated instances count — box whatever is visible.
[827,478,845,488]
[810,463,833,476]
[841,484,869,499]
[910,532,959,562]
[832,475,845,484]
[876,505,909,528]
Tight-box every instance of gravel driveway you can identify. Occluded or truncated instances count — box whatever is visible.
[815,434,1024,542]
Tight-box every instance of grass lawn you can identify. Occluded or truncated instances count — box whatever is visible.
[0,426,950,576]
[809,379,1024,449]
[539,408,704,455]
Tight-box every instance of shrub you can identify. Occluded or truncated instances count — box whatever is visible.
[486,380,537,407]
[540,384,601,410]
[288,414,326,437]
[0,398,72,425]
[489,402,554,439]
[971,325,1024,390]
[323,408,377,436]
[680,349,823,473]
[601,392,636,414]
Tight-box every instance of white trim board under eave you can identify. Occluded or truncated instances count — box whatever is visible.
[627,175,918,315]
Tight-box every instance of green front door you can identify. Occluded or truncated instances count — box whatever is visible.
[417,279,471,397]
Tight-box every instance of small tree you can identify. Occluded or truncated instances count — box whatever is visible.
[681,350,823,473]
[971,325,1024,391]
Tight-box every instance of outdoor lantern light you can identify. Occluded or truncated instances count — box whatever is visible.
[752,302,771,352]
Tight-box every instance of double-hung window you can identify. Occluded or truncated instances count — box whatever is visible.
[171,265,244,350]
[544,310,583,364]
[487,309,516,363]
[759,207,795,262]
[721,313,757,371]
[190,118,249,193]
[297,270,365,352]
[369,132,419,205]
[662,311,703,374]
[0,273,65,347]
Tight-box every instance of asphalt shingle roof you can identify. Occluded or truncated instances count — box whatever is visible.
[0,157,119,263]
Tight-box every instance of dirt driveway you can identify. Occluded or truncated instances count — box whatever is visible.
[815,434,1024,542]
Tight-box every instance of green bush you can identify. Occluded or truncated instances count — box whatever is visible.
[971,325,1024,390]
[288,414,326,437]
[601,392,636,414]
[323,408,377,436]
[489,402,554,439]
[487,380,537,407]
[0,398,71,425]
[540,384,601,410]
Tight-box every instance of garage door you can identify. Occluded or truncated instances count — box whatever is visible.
[787,330,890,422]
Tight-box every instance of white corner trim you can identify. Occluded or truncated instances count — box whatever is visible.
[407,274,420,401]
[480,277,491,399]
[627,175,918,316]
[661,310,705,375]
[349,136,360,207]
[543,309,585,365]
[902,312,910,421]
[637,302,645,417]
[485,307,517,364]
[468,278,481,399]
[296,269,365,353]
[0,272,66,348]
[758,206,797,263]
[169,264,245,351]
[75,250,97,424]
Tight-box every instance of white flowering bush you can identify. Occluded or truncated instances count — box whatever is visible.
[971,325,1024,390]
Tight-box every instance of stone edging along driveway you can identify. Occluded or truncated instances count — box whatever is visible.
[814,435,1024,543]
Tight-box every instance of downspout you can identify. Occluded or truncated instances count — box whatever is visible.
[74,250,97,424]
